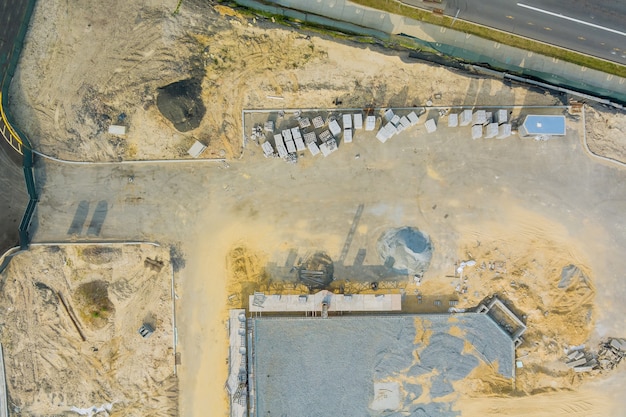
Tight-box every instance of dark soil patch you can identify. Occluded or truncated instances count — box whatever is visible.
[73,280,115,330]
[80,246,121,265]
[156,78,206,132]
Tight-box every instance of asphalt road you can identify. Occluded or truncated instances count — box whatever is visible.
[1,0,31,85]
[441,0,626,64]
[0,0,33,255]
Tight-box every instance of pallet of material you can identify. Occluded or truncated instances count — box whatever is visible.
[407,111,419,126]
[303,131,317,145]
[353,113,363,129]
[343,114,352,129]
[261,141,274,157]
[298,117,311,129]
[329,120,342,136]
[365,115,376,131]
[294,136,306,152]
[344,128,353,143]
[307,142,320,156]
[312,116,325,128]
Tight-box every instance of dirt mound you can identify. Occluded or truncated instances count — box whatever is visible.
[74,280,115,330]
[79,246,121,264]
[157,78,206,132]
[377,227,433,275]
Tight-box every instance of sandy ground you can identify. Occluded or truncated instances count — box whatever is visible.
[10,0,567,162]
[3,0,626,417]
[585,105,626,164]
[0,244,176,416]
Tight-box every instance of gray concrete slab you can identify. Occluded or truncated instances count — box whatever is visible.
[251,314,514,417]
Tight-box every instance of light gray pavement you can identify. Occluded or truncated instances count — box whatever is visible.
[31,108,626,337]
[257,0,626,102]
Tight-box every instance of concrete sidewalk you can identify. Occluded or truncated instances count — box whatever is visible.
[249,0,626,104]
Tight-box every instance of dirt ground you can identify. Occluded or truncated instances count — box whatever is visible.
[4,0,626,417]
[0,244,176,416]
[10,0,571,162]
[585,105,626,164]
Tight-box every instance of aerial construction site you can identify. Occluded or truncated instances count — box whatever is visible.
[0,1,626,417]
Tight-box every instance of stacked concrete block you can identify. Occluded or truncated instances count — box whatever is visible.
[298,117,311,129]
[399,116,411,130]
[472,110,487,125]
[312,116,325,128]
[424,119,437,133]
[261,141,274,157]
[384,108,395,123]
[376,123,397,143]
[319,130,333,142]
[343,114,352,129]
[485,123,499,138]
[485,111,493,125]
[385,122,398,136]
[353,113,363,130]
[344,128,353,143]
[319,138,338,157]
[307,141,320,156]
[497,124,512,139]
[329,119,342,136]
[471,124,483,139]
[376,128,390,143]
[448,113,458,128]
[391,114,401,126]
[365,115,376,131]
[460,110,472,126]
[294,136,306,152]
[496,109,508,124]
[264,121,275,132]
[303,131,317,145]
[407,111,419,126]
[274,134,288,158]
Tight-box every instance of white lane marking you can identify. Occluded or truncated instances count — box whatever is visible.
[517,3,626,37]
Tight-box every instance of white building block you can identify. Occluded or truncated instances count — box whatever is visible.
[497,109,508,124]
[353,113,363,129]
[407,111,419,126]
[365,115,376,131]
[343,128,353,143]
[329,119,342,136]
[399,116,411,130]
[343,114,352,129]
[473,110,487,125]
[471,124,483,139]
[307,142,320,156]
[460,109,473,126]
[497,123,512,139]
[485,123,498,138]
[424,118,437,133]
[261,141,274,157]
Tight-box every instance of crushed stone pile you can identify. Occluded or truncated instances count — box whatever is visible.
[377,227,433,275]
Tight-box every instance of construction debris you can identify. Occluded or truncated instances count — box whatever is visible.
[563,338,626,373]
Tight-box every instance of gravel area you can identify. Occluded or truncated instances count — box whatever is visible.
[252,313,514,416]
